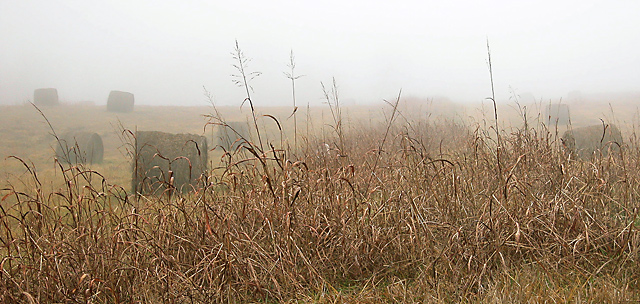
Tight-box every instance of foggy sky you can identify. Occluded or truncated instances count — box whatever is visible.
[1,0,639,107]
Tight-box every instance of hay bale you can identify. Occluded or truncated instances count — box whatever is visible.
[55,131,104,164]
[215,121,253,151]
[562,124,623,159]
[107,90,134,113]
[34,88,59,106]
[133,131,208,195]
[545,104,570,125]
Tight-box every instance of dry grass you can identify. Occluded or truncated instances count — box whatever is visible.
[1,96,639,303]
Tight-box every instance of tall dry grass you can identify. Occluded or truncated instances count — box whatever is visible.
[1,95,639,303]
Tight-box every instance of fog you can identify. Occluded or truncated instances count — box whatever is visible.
[1,0,639,107]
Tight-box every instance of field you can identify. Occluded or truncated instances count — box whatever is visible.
[1,97,640,303]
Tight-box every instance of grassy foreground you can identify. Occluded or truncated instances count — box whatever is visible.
[1,100,639,303]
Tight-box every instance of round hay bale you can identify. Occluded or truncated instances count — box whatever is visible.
[561,124,623,159]
[545,104,570,125]
[107,90,134,113]
[215,121,252,151]
[55,131,104,164]
[34,88,59,106]
[132,131,208,195]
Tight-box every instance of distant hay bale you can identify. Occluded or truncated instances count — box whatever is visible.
[562,124,623,159]
[107,90,134,112]
[545,104,570,125]
[215,121,253,151]
[34,88,59,106]
[55,131,104,164]
[133,131,208,195]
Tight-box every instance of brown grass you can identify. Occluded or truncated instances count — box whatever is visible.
[1,98,639,303]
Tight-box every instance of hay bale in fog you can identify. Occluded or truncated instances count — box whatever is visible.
[133,131,208,195]
[55,131,104,164]
[107,90,134,112]
[34,88,59,106]
[545,104,570,125]
[562,124,623,159]
[215,121,253,151]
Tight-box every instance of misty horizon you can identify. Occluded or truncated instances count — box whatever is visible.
[1,0,639,107]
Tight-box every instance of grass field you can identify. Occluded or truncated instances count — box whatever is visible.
[1,97,639,303]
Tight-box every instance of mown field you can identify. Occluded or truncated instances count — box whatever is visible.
[1,98,639,303]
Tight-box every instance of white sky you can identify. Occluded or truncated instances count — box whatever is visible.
[1,0,639,106]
